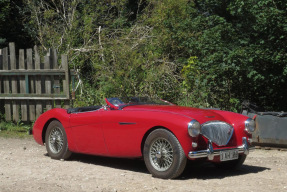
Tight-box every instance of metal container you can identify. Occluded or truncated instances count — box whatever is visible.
[243,111,287,148]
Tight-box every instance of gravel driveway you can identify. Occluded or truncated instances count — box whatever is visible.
[0,137,287,192]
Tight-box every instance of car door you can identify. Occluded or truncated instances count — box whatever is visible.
[101,109,147,157]
[69,109,108,155]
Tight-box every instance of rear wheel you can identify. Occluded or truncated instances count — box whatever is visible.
[143,129,187,179]
[214,154,246,170]
[45,120,72,160]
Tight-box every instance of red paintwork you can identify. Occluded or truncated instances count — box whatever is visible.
[33,100,251,160]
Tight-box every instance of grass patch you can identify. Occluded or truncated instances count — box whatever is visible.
[0,121,33,139]
[0,130,33,139]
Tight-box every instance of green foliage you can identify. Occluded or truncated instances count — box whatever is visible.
[145,0,287,111]
[2,0,287,112]
[0,0,10,46]
[0,121,32,134]
[0,0,34,48]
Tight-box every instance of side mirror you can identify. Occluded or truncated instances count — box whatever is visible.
[103,105,110,111]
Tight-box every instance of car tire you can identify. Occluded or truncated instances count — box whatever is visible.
[214,154,246,170]
[45,120,72,160]
[143,129,187,179]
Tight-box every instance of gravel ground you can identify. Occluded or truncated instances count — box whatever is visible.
[0,137,287,192]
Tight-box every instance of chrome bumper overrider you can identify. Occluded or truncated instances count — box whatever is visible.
[188,137,255,160]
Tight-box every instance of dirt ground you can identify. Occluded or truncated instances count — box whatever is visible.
[0,137,287,192]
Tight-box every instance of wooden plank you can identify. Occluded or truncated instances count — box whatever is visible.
[2,48,9,70]
[9,43,20,122]
[0,93,67,98]
[34,46,40,70]
[0,49,2,93]
[35,101,43,119]
[4,101,12,121]
[9,43,17,94]
[44,55,52,111]
[27,100,35,121]
[27,48,35,121]
[19,49,28,121]
[9,43,16,69]
[26,48,34,92]
[52,49,61,108]
[62,55,70,109]
[0,69,65,75]
[62,55,70,100]
[63,100,70,109]
[52,49,58,69]
[34,45,42,119]
[0,49,2,69]
[0,96,68,100]
[0,49,3,115]
[3,47,11,121]
[19,49,25,69]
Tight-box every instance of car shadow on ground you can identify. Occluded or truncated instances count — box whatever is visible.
[69,153,149,175]
[65,153,269,180]
[179,161,270,180]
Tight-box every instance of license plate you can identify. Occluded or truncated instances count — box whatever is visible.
[220,150,239,161]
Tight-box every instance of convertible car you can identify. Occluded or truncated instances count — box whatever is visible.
[33,97,255,179]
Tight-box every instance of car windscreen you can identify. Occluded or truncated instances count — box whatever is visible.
[106,97,172,109]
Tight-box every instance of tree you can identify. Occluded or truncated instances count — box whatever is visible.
[145,0,287,111]
[0,0,34,48]
[7,0,286,111]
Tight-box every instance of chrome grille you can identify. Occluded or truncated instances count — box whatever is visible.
[201,121,234,146]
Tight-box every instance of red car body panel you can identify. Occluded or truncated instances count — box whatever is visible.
[33,103,251,160]
[100,108,192,157]
[33,108,77,151]
[69,109,107,155]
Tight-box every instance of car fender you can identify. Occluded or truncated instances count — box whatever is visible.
[32,108,76,151]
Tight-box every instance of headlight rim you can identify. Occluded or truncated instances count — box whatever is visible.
[188,120,201,137]
[245,118,256,133]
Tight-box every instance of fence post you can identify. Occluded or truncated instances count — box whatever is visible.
[0,49,3,115]
[9,43,20,122]
[62,54,70,109]
[2,47,11,121]
[34,45,42,119]
[0,49,2,92]
[27,48,35,121]
[52,49,61,108]
[44,49,53,111]
[19,49,28,121]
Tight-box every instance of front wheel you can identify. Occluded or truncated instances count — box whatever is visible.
[45,120,72,160]
[143,129,187,179]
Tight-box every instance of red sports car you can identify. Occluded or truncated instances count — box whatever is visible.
[33,97,255,179]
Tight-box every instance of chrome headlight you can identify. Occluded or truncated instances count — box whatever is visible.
[245,118,256,133]
[188,120,201,137]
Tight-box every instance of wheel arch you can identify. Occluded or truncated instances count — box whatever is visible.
[42,118,61,144]
[141,126,187,179]
[141,126,177,155]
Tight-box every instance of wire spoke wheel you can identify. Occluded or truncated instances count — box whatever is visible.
[45,120,72,160]
[48,127,64,154]
[149,138,174,171]
[144,129,187,179]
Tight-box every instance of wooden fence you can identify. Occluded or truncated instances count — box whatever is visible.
[0,42,72,122]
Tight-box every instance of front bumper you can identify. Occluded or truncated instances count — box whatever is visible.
[188,137,255,160]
